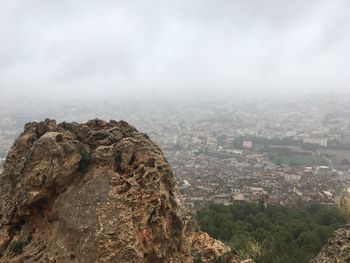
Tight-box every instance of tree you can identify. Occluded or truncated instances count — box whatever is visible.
[196,203,345,263]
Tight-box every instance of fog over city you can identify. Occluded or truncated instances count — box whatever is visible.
[1,0,350,100]
[2,2,350,262]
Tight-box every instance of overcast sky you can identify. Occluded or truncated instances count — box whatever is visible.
[0,0,349,99]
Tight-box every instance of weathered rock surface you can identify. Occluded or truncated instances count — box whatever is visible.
[0,119,247,263]
[310,225,350,263]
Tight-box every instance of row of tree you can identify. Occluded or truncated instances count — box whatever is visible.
[232,135,350,151]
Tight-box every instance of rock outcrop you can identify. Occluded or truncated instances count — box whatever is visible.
[310,225,350,263]
[0,119,246,263]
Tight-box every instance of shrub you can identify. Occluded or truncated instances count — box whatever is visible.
[335,191,350,223]
[9,240,25,255]
[193,255,202,263]
[214,255,227,263]
[79,149,91,173]
[9,224,21,236]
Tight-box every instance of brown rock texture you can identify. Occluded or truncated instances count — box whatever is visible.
[310,225,350,263]
[0,119,247,263]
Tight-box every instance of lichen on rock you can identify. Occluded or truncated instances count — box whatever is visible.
[0,119,248,263]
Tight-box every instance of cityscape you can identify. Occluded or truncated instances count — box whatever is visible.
[1,0,350,261]
[1,93,350,209]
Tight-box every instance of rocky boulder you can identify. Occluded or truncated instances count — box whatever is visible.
[310,225,350,263]
[0,119,248,263]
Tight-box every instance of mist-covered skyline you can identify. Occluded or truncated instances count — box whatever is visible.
[1,0,349,99]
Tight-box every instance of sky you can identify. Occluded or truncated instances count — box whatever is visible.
[0,0,349,99]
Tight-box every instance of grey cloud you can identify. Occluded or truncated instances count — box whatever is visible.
[0,0,349,99]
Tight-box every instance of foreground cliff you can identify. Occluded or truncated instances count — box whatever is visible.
[0,119,248,263]
[310,225,350,263]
